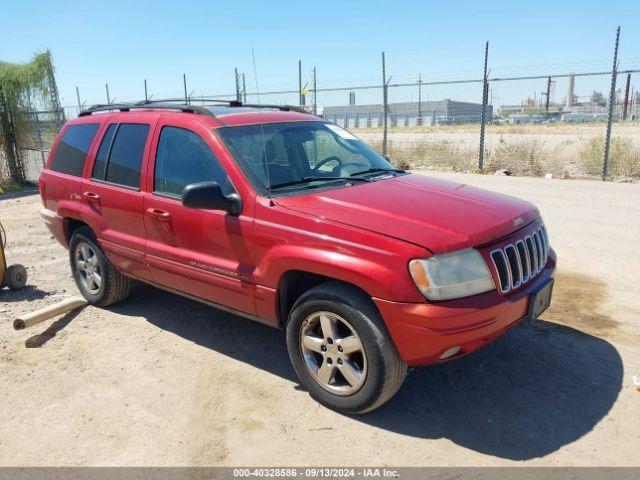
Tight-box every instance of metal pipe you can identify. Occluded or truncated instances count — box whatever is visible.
[235,67,241,102]
[478,41,489,171]
[13,296,88,330]
[183,74,189,104]
[312,66,317,115]
[622,73,631,120]
[298,60,303,106]
[603,26,621,181]
[382,51,388,157]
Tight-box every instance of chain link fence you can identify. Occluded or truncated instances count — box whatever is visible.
[22,27,639,184]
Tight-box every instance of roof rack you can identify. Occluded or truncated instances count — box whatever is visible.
[78,98,310,117]
[145,98,309,114]
[78,102,215,117]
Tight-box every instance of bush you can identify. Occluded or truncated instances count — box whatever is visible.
[379,141,477,171]
[579,137,640,179]
[484,140,546,176]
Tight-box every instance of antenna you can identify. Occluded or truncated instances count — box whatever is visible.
[251,47,261,104]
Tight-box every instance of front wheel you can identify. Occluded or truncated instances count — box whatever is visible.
[286,282,406,414]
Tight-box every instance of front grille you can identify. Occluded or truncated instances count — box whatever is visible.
[490,226,550,293]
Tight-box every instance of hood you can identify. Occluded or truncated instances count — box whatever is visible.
[276,174,539,254]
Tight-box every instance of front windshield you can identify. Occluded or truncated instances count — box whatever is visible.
[217,121,398,196]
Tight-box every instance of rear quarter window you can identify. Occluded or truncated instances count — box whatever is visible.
[50,123,100,176]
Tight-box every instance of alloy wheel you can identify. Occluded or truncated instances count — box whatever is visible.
[75,241,102,294]
[300,311,367,396]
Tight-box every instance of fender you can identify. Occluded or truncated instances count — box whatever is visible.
[255,243,424,302]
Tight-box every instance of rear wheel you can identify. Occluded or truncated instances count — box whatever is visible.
[69,227,131,306]
[286,282,406,414]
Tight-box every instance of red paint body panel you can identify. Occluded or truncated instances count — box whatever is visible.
[277,173,540,254]
[39,109,556,366]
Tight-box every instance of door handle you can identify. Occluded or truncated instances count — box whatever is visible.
[83,191,100,203]
[146,207,171,222]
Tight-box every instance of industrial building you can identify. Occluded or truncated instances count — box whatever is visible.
[322,99,492,128]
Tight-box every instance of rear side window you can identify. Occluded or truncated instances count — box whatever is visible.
[91,124,117,180]
[90,123,149,189]
[50,124,99,176]
[154,126,229,197]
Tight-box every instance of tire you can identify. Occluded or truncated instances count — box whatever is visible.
[69,227,131,306]
[286,281,406,414]
[6,264,27,290]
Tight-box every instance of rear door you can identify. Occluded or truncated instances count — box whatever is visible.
[142,117,255,314]
[83,114,157,281]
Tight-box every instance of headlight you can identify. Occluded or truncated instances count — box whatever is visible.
[409,248,495,300]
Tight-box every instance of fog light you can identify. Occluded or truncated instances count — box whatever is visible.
[439,346,461,360]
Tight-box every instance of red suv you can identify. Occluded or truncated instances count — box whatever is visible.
[39,100,555,413]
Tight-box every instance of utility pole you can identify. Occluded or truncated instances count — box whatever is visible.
[144,79,148,102]
[183,73,189,104]
[312,66,317,115]
[235,67,241,102]
[603,26,620,180]
[417,74,422,126]
[105,83,111,104]
[242,74,247,103]
[298,60,303,106]
[382,51,388,157]
[622,73,631,120]
[544,76,552,116]
[76,86,82,112]
[478,41,489,171]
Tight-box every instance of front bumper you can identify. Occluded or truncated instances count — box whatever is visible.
[375,257,556,366]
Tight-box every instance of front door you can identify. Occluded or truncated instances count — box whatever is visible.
[143,120,255,314]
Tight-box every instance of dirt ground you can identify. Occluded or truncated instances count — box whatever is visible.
[1,172,639,467]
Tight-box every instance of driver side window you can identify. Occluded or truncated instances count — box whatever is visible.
[154,126,229,197]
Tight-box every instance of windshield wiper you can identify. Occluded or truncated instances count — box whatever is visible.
[350,167,405,177]
[270,176,370,191]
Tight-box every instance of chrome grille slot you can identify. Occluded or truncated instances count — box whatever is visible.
[504,245,522,288]
[525,236,538,277]
[489,225,550,294]
[490,250,511,293]
[540,227,549,260]
[533,232,544,272]
[515,240,530,282]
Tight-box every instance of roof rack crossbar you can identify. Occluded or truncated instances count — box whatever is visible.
[78,99,311,117]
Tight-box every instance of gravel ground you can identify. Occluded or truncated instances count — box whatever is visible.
[0,173,639,467]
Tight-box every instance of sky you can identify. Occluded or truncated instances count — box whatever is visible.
[1,0,639,111]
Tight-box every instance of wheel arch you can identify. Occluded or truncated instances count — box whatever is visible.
[276,269,379,328]
[63,217,92,244]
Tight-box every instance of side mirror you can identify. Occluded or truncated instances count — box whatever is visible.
[182,181,242,215]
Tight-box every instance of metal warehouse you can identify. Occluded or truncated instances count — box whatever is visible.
[322,100,492,127]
